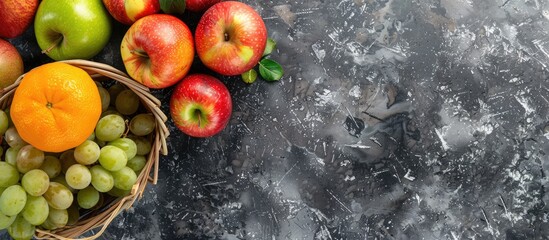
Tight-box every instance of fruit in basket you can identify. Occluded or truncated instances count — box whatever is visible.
[170,74,232,137]
[0,213,16,229]
[111,166,137,190]
[99,145,128,171]
[65,164,92,190]
[129,113,156,136]
[8,216,35,240]
[77,186,100,209]
[21,195,49,225]
[0,162,19,187]
[34,0,112,60]
[103,0,160,25]
[0,0,39,38]
[89,165,114,192]
[0,111,8,136]
[0,39,24,89]
[95,114,126,142]
[121,14,194,89]
[40,156,61,179]
[43,182,74,210]
[4,127,27,149]
[127,155,146,173]
[74,140,100,165]
[21,169,49,196]
[0,185,27,216]
[0,72,162,237]
[16,145,45,174]
[186,0,223,12]
[41,207,68,230]
[131,136,152,155]
[109,138,137,160]
[10,62,102,153]
[115,89,140,115]
[195,1,267,76]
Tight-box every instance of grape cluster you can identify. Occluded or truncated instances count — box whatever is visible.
[0,82,156,239]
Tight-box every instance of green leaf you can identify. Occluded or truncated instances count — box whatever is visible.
[258,59,283,81]
[262,38,277,57]
[241,69,257,84]
[160,0,186,14]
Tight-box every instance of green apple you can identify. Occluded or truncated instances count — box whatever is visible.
[34,0,112,60]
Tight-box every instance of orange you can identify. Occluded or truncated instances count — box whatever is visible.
[10,62,101,153]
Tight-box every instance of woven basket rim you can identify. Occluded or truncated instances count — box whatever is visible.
[0,59,169,240]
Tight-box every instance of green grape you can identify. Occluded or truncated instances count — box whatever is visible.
[77,186,100,209]
[129,113,155,136]
[87,132,96,141]
[40,207,68,230]
[115,89,140,115]
[40,156,62,178]
[107,187,131,197]
[98,145,127,171]
[127,155,147,174]
[108,137,137,160]
[0,185,27,216]
[95,138,107,148]
[74,140,100,165]
[66,203,79,226]
[108,83,126,105]
[112,166,138,191]
[16,145,45,173]
[65,164,91,190]
[4,109,11,127]
[130,136,152,156]
[0,110,8,136]
[0,212,15,229]
[43,182,73,210]
[60,150,77,174]
[0,161,19,187]
[21,195,49,225]
[7,215,34,240]
[91,193,105,211]
[100,107,123,118]
[90,165,114,193]
[21,169,50,196]
[98,86,110,112]
[4,147,19,166]
[4,127,27,149]
[0,187,5,196]
[95,114,125,142]
[51,176,76,194]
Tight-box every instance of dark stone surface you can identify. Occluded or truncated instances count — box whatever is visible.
[4,0,549,239]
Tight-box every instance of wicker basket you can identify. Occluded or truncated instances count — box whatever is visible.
[0,59,169,240]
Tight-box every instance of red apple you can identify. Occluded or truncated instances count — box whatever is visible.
[186,0,223,12]
[195,1,267,76]
[102,0,160,25]
[170,74,232,137]
[0,0,39,38]
[0,39,24,89]
[121,14,194,89]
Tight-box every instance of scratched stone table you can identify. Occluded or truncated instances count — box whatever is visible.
[5,0,549,239]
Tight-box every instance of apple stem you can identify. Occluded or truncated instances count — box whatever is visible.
[224,32,230,42]
[196,110,202,128]
[41,36,63,54]
[131,50,149,58]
